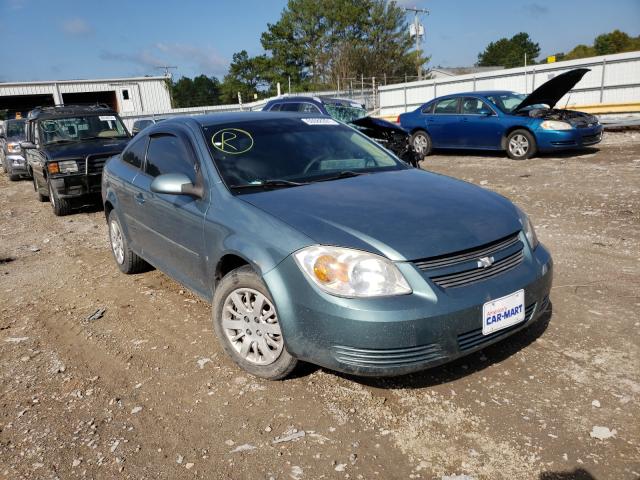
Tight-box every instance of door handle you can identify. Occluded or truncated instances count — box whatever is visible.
[134,193,146,205]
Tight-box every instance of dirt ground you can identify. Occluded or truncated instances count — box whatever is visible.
[1,132,639,480]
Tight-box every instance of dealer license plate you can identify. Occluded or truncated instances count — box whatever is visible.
[482,290,525,335]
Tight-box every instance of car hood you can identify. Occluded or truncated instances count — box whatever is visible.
[514,68,590,112]
[43,137,130,160]
[350,116,408,136]
[239,169,521,261]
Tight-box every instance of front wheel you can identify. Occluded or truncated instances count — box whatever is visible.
[410,130,432,159]
[48,182,72,216]
[506,129,537,160]
[212,266,297,380]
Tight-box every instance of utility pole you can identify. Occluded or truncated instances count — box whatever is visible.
[404,7,429,81]
[155,66,177,79]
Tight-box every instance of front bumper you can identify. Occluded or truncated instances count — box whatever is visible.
[6,155,29,176]
[49,172,103,199]
[535,124,604,151]
[264,241,553,376]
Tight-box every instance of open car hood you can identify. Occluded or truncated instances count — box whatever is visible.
[514,68,590,112]
[350,116,408,135]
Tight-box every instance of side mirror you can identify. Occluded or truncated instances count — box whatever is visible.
[150,173,203,198]
[20,141,36,149]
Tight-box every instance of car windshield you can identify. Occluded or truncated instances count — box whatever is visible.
[486,93,528,113]
[203,117,406,191]
[39,115,128,145]
[5,120,26,140]
[324,103,368,123]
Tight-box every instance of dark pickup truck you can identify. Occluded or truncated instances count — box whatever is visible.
[21,105,131,216]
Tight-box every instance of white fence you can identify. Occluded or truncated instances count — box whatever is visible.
[378,51,640,117]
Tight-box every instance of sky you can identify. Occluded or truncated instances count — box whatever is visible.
[1,0,639,83]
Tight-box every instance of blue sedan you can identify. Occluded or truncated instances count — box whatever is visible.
[102,112,552,379]
[399,68,603,160]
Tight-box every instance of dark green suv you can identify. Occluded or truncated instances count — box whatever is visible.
[21,105,131,216]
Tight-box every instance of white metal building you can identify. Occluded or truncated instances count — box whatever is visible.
[0,76,172,117]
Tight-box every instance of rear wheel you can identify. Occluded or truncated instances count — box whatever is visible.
[506,129,537,160]
[34,176,47,202]
[410,130,432,158]
[212,266,297,380]
[49,182,72,216]
[108,210,149,274]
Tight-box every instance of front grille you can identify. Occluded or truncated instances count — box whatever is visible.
[431,249,524,288]
[332,343,446,368]
[86,155,110,174]
[414,232,524,289]
[457,300,539,352]
[414,233,521,271]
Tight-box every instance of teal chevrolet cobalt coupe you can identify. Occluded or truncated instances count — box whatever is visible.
[102,112,552,379]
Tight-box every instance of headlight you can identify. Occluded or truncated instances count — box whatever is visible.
[517,208,539,250]
[58,160,79,173]
[293,246,412,298]
[540,120,572,131]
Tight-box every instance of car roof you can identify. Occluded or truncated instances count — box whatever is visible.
[28,104,118,120]
[429,91,516,100]
[164,111,327,128]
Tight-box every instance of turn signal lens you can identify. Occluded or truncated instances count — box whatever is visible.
[48,162,59,174]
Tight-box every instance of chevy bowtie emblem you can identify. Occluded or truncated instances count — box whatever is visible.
[477,256,495,268]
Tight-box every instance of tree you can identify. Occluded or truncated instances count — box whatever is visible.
[477,32,540,68]
[219,50,271,104]
[170,75,221,108]
[564,44,596,61]
[253,0,426,92]
[593,29,640,55]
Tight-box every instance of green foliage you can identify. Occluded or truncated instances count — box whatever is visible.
[559,30,640,61]
[169,75,222,108]
[477,32,540,68]
[222,0,428,96]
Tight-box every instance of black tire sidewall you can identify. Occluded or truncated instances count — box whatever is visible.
[506,129,537,160]
[212,266,297,380]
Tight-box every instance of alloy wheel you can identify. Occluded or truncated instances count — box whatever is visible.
[221,288,284,365]
[509,134,529,158]
[109,220,125,265]
[413,134,429,155]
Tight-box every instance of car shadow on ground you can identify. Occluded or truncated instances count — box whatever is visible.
[334,303,553,390]
[538,468,598,480]
[423,147,600,161]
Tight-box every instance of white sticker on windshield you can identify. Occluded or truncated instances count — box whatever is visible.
[99,116,116,122]
[301,118,339,126]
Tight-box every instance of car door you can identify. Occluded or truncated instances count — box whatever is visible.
[134,130,209,292]
[26,122,47,186]
[427,97,461,148]
[458,97,503,148]
[114,135,148,251]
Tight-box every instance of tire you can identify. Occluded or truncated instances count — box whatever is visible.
[108,210,149,274]
[48,181,72,216]
[34,176,47,202]
[9,174,19,181]
[212,266,297,380]
[506,129,537,160]
[410,130,432,158]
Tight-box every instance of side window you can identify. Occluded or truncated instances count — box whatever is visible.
[269,104,282,111]
[145,134,197,181]
[122,136,147,169]
[279,103,301,112]
[300,103,321,113]
[421,102,434,114]
[434,98,459,114]
[461,97,493,115]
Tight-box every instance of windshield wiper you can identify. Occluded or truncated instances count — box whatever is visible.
[229,179,309,190]
[311,170,370,183]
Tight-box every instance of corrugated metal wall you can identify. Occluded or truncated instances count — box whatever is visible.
[378,51,640,117]
[0,77,172,113]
